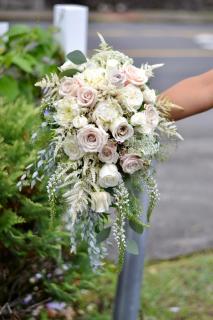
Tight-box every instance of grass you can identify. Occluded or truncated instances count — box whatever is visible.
[141,251,213,320]
[75,251,213,320]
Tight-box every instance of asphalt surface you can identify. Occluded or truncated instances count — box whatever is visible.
[88,23,213,259]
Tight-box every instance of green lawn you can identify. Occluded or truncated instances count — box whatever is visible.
[76,251,213,320]
[142,252,213,320]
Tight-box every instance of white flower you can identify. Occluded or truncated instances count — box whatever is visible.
[144,104,159,129]
[98,164,122,188]
[143,87,156,104]
[59,76,82,97]
[54,98,80,128]
[91,191,112,213]
[77,86,97,108]
[120,153,144,174]
[83,67,106,87]
[92,101,120,127]
[77,124,108,153]
[130,105,159,134]
[131,112,147,127]
[63,134,84,160]
[108,69,126,88]
[72,115,88,128]
[124,64,148,86]
[59,60,86,72]
[110,116,134,143]
[98,141,119,164]
[118,84,143,112]
[106,58,119,69]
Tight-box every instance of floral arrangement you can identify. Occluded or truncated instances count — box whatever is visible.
[19,35,182,270]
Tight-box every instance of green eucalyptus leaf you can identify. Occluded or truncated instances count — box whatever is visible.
[60,69,79,78]
[129,216,144,234]
[66,50,87,65]
[97,226,111,243]
[127,239,139,255]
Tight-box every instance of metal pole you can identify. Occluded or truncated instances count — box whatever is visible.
[113,189,148,320]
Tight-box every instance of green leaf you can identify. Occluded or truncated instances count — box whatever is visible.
[66,50,87,65]
[126,239,139,255]
[12,55,33,73]
[60,69,79,78]
[97,226,111,243]
[129,217,144,234]
[7,24,30,38]
[0,76,19,101]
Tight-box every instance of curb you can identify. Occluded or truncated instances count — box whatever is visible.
[0,10,213,24]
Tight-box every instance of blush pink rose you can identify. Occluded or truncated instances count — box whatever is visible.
[59,76,83,97]
[77,125,108,153]
[124,65,148,86]
[98,141,119,164]
[108,69,126,88]
[110,117,134,143]
[120,153,144,174]
[77,86,97,107]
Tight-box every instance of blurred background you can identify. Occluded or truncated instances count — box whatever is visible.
[0,0,213,11]
[0,1,213,319]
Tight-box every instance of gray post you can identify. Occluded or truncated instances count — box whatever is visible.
[53,4,88,55]
[113,190,148,320]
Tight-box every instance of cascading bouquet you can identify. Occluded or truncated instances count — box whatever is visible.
[19,35,182,269]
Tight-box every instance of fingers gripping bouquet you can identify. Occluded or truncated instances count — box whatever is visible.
[19,35,182,269]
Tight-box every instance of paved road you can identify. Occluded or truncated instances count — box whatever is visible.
[89,22,213,259]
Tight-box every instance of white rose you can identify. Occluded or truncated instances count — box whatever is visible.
[63,134,84,160]
[92,101,120,127]
[110,116,134,143]
[91,191,112,213]
[130,112,146,127]
[130,105,159,134]
[54,98,80,128]
[77,124,108,153]
[143,87,156,104]
[118,84,143,112]
[98,164,122,188]
[72,115,88,128]
[145,104,159,129]
[130,111,151,134]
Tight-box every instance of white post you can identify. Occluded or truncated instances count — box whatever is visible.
[0,22,9,36]
[53,4,88,55]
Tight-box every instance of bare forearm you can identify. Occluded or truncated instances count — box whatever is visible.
[159,69,213,120]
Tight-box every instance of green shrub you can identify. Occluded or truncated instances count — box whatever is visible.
[0,98,101,319]
[0,25,64,102]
